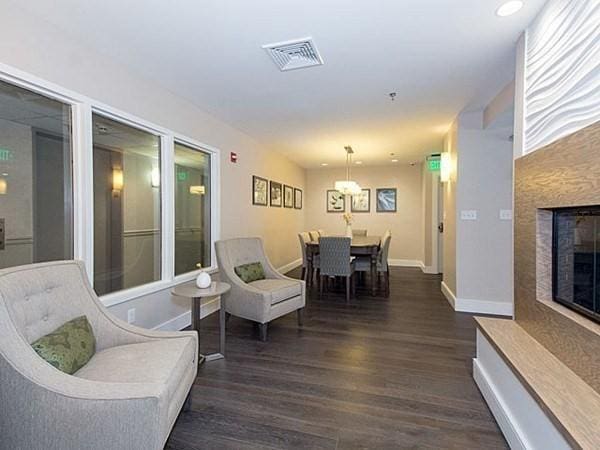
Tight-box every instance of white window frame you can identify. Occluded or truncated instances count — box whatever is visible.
[0,62,221,308]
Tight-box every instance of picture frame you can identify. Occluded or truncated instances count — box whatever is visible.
[252,175,268,206]
[283,185,294,208]
[351,188,370,213]
[376,188,397,213]
[270,181,282,207]
[294,188,302,209]
[326,189,345,213]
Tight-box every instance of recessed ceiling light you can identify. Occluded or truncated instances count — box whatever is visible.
[391,159,398,163]
[321,163,329,166]
[496,1,524,17]
[355,161,363,165]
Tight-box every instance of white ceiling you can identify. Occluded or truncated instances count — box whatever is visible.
[11,0,546,168]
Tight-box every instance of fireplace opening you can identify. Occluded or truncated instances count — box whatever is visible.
[553,206,600,324]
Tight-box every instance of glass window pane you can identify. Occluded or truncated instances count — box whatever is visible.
[92,114,161,295]
[174,142,211,275]
[0,79,73,269]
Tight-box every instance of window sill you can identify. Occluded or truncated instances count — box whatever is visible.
[100,266,219,308]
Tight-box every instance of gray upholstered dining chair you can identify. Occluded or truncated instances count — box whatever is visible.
[215,237,305,342]
[309,230,320,241]
[0,260,198,450]
[356,231,392,296]
[318,236,356,303]
[352,229,367,237]
[298,232,319,282]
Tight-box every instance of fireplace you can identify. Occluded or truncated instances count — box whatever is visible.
[553,206,600,324]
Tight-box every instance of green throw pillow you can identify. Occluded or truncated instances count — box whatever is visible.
[31,315,96,375]
[234,261,266,283]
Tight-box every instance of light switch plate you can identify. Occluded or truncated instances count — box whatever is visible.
[499,209,513,220]
[460,210,477,220]
[127,308,136,324]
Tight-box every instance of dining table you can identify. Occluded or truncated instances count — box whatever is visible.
[305,235,381,296]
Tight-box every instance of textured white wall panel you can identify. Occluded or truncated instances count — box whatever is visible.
[524,0,600,154]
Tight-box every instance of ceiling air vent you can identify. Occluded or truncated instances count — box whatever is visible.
[262,37,324,72]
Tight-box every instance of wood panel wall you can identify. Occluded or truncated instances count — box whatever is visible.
[515,120,600,392]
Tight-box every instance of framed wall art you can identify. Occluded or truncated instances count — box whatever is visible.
[376,188,397,212]
[252,176,268,206]
[327,190,345,213]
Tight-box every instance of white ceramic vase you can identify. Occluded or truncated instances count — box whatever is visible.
[196,271,212,289]
[345,224,353,237]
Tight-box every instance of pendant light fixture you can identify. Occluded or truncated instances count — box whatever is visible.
[334,146,362,195]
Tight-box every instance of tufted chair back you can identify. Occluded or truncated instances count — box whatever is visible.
[318,237,352,277]
[0,261,102,345]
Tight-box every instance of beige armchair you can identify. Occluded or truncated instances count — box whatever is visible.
[0,260,198,450]
[215,237,305,341]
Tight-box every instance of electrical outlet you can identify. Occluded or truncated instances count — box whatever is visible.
[127,308,136,324]
[460,210,477,220]
[499,209,513,220]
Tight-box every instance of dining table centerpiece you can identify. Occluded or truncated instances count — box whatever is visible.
[343,211,353,237]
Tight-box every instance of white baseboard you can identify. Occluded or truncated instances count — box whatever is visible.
[441,280,456,309]
[455,298,513,316]
[153,296,221,331]
[278,258,303,274]
[421,264,438,274]
[474,330,571,450]
[440,281,512,316]
[388,259,424,268]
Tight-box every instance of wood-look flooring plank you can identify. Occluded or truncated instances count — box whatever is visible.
[165,267,507,449]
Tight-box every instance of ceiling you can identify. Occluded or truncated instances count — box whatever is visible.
[11,0,546,168]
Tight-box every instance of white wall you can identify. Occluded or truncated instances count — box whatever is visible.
[519,0,600,156]
[0,4,306,329]
[441,111,514,316]
[455,111,513,311]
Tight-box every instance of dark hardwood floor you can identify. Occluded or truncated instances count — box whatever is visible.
[165,267,507,449]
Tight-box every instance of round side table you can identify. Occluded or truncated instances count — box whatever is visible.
[172,281,231,365]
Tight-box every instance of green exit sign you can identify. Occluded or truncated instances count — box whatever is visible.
[428,159,441,171]
[0,149,12,161]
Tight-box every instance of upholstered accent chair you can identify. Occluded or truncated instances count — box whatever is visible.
[356,231,392,296]
[215,237,305,342]
[0,260,198,450]
[318,236,356,303]
[317,229,326,237]
[352,229,367,237]
[298,232,320,282]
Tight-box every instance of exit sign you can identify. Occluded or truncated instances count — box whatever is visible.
[428,159,441,171]
[0,149,12,161]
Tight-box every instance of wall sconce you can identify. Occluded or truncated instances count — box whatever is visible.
[189,185,205,195]
[0,178,6,195]
[112,168,123,191]
[151,167,160,188]
[440,152,451,183]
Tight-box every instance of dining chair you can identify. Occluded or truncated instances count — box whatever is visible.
[352,229,367,237]
[355,231,392,296]
[309,230,320,242]
[318,236,355,303]
[317,229,325,237]
[298,232,319,282]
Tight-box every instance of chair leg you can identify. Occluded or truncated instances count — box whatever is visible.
[225,312,231,323]
[352,273,357,298]
[301,267,306,282]
[319,275,324,299]
[297,308,304,327]
[345,276,351,304]
[183,389,192,412]
[386,270,390,297]
[259,323,268,342]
